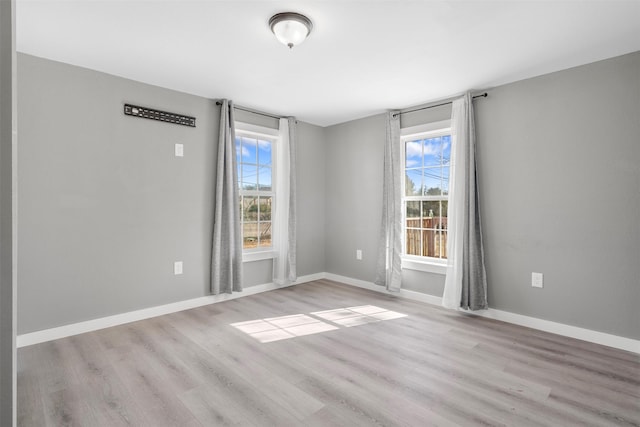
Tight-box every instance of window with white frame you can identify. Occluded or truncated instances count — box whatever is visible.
[402,122,451,261]
[235,124,278,252]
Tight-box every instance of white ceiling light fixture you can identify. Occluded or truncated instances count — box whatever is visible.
[269,12,313,49]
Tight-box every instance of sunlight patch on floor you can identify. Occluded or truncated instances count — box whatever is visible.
[312,305,407,327]
[231,314,338,343]
[231,305,407,343]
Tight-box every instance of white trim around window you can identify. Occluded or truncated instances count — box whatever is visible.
[400,119,451,270]
[236,122,280,263]
[401,256,447,275]
[243,250,277,262]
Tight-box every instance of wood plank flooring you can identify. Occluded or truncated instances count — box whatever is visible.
[17,279,640,426]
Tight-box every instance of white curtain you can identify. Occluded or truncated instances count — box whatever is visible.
[442,93,488,310]
[374,112,402,291]
[273,117,297,285]
[211,99,243,294]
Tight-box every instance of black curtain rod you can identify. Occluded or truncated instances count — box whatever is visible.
[215,101,284,120]
[393,92,488,118]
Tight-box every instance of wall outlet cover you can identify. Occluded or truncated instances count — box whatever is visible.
[532,272,543,288]
[174,261,183,275]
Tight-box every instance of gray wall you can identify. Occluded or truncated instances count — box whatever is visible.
[17,54,326,334]
[0,0,16,424]
[18,54,218,334]
[324,52,640,340]
[296,122,326,276]
[476,52,640,340]
[325,114,385,280]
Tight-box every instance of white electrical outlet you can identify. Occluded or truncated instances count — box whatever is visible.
[532,272,543,288]
[175,143,184,157]
[174,261,183,275]
[356,250,362,260]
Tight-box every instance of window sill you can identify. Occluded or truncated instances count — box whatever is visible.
[401,256,447,275]
[242,250,276,263]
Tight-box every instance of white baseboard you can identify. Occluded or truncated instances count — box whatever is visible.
[323,272,640,354]
[476,308,640,354]
[324,273,444,306]
[16,273,322,348]
[18,271,639,354]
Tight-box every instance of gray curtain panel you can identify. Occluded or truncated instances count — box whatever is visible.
[286,117,298,283]
[211,99,243,294]
[443,93,488,310]
[375,112,402,291]
[460,94,488,310]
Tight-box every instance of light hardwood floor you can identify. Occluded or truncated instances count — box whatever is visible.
[17,280,640,426]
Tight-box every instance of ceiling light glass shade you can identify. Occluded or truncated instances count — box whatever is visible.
[269,12,313,49]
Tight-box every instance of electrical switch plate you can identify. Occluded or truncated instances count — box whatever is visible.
[356,250,362,260]
[531,272,543,288]
[174,261,183,275]
[175,143,184,157]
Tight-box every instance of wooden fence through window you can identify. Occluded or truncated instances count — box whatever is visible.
[406,217,448,258]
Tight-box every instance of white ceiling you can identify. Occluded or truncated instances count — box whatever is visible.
[16,1,640,127]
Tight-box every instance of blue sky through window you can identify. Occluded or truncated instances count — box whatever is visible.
[258,140,272,166]
[236,137,272,190]
[405,135,450,196]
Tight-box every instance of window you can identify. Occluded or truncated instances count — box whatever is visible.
[402,121,451,262]
[235,124,278,254]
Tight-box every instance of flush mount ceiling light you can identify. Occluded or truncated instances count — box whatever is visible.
[269,12,313,49]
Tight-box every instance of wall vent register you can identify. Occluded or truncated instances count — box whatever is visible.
[124,104,196,127]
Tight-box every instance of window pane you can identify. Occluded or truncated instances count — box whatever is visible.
[435,230,447,259]
[437,201,448,259]
[418,200,447,259]
[402,132,450,260]
[243,196,258,221]
[257,140,272,166]
[406,228,422,256]
[405,170,422,196]
[243,223,258,249]
[236,127,277,253]
[406,200,420,218]
[421,200,439,228]
[423,168,442,196]
[423,137,442,167]
[258,222,272,248]
[442,135,451,165]
[259,196,272,221]
[257,166,272,191]
[235,137,242,164]
[242,165,257,190]
[405,140,422,168]
[441,166,450,195]
[440,201,448,230]
[242,137,257,163]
